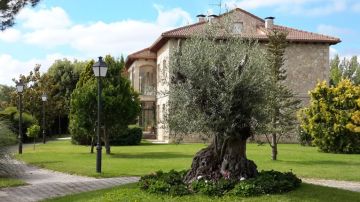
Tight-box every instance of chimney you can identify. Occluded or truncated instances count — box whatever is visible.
[196,14,206,22]
[265,17,275,29]
[208,14,218,23]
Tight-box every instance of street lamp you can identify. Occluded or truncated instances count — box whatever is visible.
[16,81,24,154]
[92,56,108,173]
[41,93,48,144]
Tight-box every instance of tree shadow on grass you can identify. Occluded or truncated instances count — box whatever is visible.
[109,152,194,159]
[280,183,360,202]
[277,160,360,167]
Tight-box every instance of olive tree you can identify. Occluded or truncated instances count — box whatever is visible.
[165,22,272,182]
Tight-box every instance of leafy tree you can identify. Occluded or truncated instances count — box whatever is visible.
[11,65,57,136]
[330,55,360,85]
[299,80,360,153]
[69,55,141,154]
[0,0,40,30]
[166,21,271,182]
[0,84,15,110]
[264,30,301,160]
[26,124,40,150]
[47,59,83,134]
[330,55,342,86]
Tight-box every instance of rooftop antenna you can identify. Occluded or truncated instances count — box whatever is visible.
[209,0,222,15]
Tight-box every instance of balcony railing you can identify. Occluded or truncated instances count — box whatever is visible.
[141,85,156,96]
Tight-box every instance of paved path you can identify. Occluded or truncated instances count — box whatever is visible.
[0,159,139,202]
[302,178,360,192]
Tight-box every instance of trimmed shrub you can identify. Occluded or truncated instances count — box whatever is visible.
[0,120,17,146]
[230,170,301,196]
[191,178,235,196]
[299,80,360,153]
[110,126,142,146]
[0,107,37,143]
[139,170,191,196]
[139,170,301,197]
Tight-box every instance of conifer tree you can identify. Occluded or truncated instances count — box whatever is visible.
[265,30,301,160]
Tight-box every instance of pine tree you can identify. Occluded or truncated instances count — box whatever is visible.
[0,0,40,30]
[265,30,301,160]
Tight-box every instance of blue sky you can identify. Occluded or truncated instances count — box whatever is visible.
[0,0,359,85]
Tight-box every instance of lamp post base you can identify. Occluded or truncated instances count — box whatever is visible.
[96,144,102,173]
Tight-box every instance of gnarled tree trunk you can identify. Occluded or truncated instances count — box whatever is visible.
[184,129,258,183]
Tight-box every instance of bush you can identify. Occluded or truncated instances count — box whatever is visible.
[191,178,235,196]
[110,126,142,146]
[26,124,40,139]
[298,126,312,146]
[0,120,17,146]
[299,80,360,153]
[0,107,37,143]
[139,170,301,197]
[139,170,191,196]
[230,170,301,196]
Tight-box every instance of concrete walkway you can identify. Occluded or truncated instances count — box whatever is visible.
[0,159,139,202]
[302,178,360,192]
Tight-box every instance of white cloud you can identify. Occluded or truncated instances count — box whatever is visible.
[353,3,360,12]
[317,24,352,37]
[0,28,21,42]
[0,53,79,86]
[224,0,347,16]
[224,0,313,10]
[17,5,192,56]
[0,5,193,85]
[17,7,72,29]
[299,0,346,16]
[155,4,193,27]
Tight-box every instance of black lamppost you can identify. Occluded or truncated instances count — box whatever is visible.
[16,81,24,154]
[41,93,48,144]
[92,56,108,173]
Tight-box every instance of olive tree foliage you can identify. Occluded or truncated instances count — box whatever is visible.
[164,20,272,182]
[0,0,40,30]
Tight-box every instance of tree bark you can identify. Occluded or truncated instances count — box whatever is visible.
[271,133,277,160]
[184,133,258,183]
[104,127,110,154]
[58,115,61,135]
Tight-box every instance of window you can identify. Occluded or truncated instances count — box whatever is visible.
[232,22,243,34]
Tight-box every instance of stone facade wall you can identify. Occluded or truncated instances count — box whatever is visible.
[155,39,178,142]
[283,43,329,106]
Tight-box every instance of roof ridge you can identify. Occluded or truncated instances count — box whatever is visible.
[128,47,152,57]
[274,24,340,41]
[162,21,206,36]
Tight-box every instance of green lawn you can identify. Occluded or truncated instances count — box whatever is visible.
[0,177,26,188]
[45,183,360,202]
[16,140,360,181]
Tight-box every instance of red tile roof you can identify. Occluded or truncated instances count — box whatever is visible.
[127,8,341,68]
[125,48,156,68]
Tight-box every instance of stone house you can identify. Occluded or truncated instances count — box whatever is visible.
[125,8,340,142]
